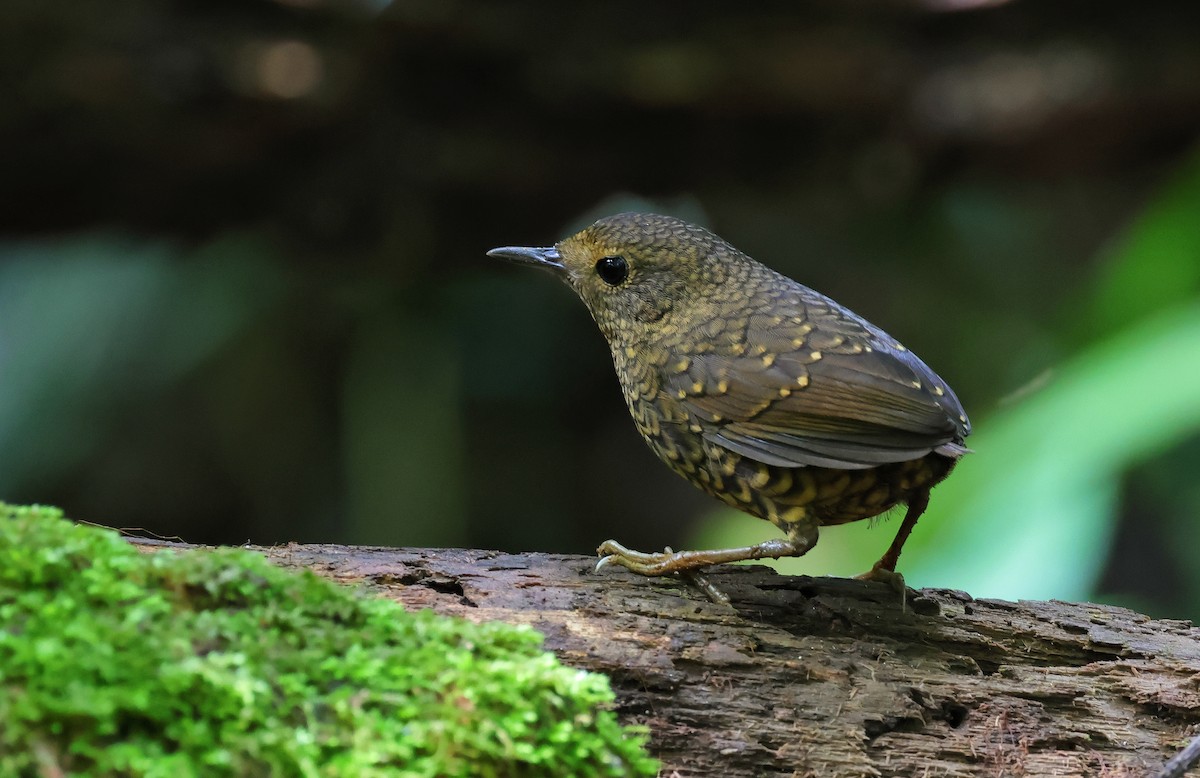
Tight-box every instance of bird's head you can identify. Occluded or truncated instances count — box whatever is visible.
[488,213,741,346]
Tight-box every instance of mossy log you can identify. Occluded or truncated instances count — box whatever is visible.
[131,540,1200,777]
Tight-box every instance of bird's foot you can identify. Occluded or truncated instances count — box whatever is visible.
[595,540,687,576]
[856,562,909,609]
[595,541,732,603]
[596,536,810,604]
[596,537,800,576]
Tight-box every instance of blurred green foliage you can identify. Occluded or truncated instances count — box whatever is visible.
[0,235,282,500]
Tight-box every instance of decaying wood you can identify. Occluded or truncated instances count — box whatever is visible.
[130,540,1200,777]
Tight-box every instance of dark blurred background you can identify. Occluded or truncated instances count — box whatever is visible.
[3,0,1199,616]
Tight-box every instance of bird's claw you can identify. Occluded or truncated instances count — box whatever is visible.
[595,540,730,604]
[856,564,910,610]
[594,539,634,573]
[680,568,730,604]
[594,539,670,574]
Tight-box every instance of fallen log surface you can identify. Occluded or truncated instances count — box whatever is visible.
[130,539,1200,777]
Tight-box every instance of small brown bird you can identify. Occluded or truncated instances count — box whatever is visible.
[489,213,970,598]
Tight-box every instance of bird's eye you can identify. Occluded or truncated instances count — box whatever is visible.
[595,256,628,286]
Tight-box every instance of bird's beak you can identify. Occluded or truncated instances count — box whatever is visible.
[486,245,565,273]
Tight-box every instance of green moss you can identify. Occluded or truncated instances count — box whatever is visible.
[0,504,656,777]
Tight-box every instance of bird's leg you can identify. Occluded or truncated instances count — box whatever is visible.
[596,515,820,602]
[856,488,931,599]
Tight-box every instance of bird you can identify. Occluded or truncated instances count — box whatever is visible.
[488,212,970,601]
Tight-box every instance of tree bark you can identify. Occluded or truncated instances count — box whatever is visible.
[130,540,1200,777]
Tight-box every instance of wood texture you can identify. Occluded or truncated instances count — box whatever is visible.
[131,540,1200,777]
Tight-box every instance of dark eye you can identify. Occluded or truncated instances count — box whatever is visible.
[595,256,628,286]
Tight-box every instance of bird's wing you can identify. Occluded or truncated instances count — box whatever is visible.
[661,285,970,470]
